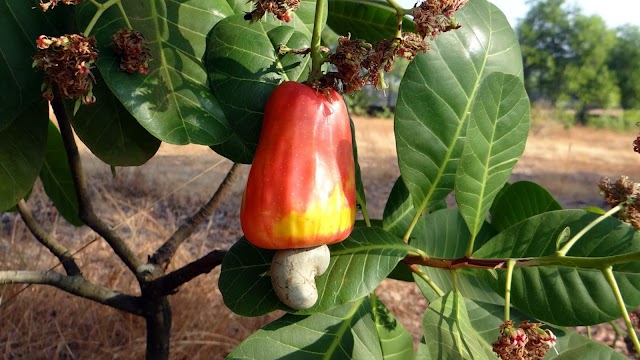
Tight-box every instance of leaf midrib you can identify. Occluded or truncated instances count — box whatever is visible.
[322,298,364,360]
[149,0,191,143]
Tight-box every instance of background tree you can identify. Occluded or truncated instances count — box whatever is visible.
[609,25,640,109]
[517,0,573,103]
[561,13,619,123]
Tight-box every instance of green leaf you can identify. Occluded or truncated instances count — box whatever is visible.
[0,100,48,211]
[474,210,640,325]
[39,121,81,226]
[455,73,530,239]
[370,294,414,360]
[415,338,431,360]
[326,0,415,43]
[206,15,312,163]
[395,0,522,216]
[69,71,160,166]
[551,332,627,359]
[382,177,422,240]
[219,227,410,317]
[410,209,503,304]
[422,291,493,359]
[0,0,71,131]
[490,181,562,232]
[351,119,368,221]
[76,0,233,146]
[226,298,383,359]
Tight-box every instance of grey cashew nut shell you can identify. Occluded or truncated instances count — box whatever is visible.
[271,244,330,310]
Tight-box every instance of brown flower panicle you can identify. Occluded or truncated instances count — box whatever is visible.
[112,29,151,74]
[315,33,428,93]
[244,0,301,23]
[598,176,640,230]
[633,134,640,154]
[33,34,98,104]
[412,0,468,39]
[38,0,81,12]
[493,321,556,360]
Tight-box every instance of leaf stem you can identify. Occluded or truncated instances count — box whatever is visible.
[116,1,133,30]
[359,198,372,227]
[83,0,121,36]
[409,264,444,297]
[308,0,327,80]
[556,204,622,256]
[602,266,640,355]
[504,259,515,322]
[404,249,640,270]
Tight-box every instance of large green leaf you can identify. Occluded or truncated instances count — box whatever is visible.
[423,291,493,359]
[0,100,48,211]
[474,210,640,325]
[206,15,312,163]
[370,294,414,360]
[326,0,415,43]
[219,227,410,317]
[76,0,232,146]
[394,0,522,217]
[226,298,383,359]
[454,73,530,239]
[490,181,562,232]
[410,209,503,304]
[39,121,81,226]
[69,71,160,166]
[0,0,71,131]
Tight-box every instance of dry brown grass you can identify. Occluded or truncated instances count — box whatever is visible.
[1,116,639,358]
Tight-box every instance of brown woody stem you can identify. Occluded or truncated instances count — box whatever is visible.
[148,250,226,297]
[0,270,143,315]
[51,92,144,278]
[16,199,81,276]
[149,163,240,269]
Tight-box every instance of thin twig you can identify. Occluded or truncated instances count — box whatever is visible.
[16,199,82,276]
[0,270,143,315]
[50,93,144,278]
[149,163,241,269]
[147,250,227,297]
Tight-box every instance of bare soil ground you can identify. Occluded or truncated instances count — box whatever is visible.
[1,116,639,358]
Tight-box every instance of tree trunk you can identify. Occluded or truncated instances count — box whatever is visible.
[576,103,588,126]
[145,297,172,360]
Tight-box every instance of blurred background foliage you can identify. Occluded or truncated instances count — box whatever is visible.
[351,0,640,130]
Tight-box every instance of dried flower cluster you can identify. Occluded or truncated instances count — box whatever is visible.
[316,33,428,93]
[112,29,151,74]
[244,0,301,23]
[412,0,468,39]
[33,34,98,104]
[493,320,556,360]
[598,176,640,230]
[38,0,81,12]
[633,134,640,154]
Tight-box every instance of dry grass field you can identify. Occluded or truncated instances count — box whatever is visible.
[1,116,639,359]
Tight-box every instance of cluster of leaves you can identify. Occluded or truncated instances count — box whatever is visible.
[2,0,640,359]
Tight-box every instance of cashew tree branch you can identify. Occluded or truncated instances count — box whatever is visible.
[0,270,143,315]
[147,250,227,297]
[16,199,82,276]
[149,163,241,269]
[50,93,144,278]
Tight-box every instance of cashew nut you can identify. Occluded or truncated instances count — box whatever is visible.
[271,244,330,310]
